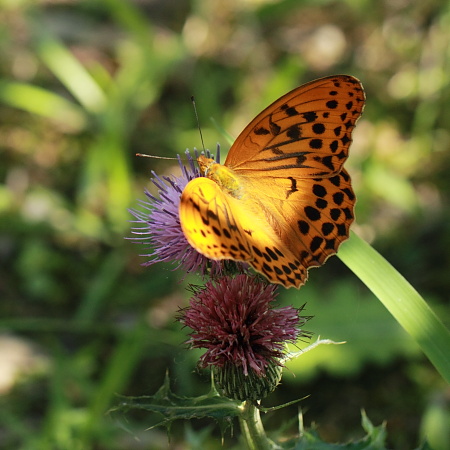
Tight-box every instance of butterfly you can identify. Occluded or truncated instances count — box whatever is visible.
[179,75,365,288]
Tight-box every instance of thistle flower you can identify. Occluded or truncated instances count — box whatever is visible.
[179,274,311,400]
[130,149,223,276]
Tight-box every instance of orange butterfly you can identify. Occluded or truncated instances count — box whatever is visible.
[179,75,365,288]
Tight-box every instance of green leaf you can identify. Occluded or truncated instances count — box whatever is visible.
[110,372,242,433]
[286,411,387,449]
[281,408,432,450]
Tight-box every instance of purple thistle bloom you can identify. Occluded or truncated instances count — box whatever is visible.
[129,149,223,275]
[180,274,309,378]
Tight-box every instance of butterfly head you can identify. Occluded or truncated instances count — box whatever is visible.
[197,154,215,176]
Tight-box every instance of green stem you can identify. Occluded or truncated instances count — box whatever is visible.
[338,231,450,383]
[239,401,277,450]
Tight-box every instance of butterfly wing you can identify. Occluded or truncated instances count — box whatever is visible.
[225,75,365,178]
[179,176,308,287]
[238,168,355,272]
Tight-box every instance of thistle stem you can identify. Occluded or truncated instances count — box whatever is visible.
[240,401,278,450]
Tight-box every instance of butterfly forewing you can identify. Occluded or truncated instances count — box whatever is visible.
[225,75,365,178]
[258,169,355,268]
[180,176,308,287]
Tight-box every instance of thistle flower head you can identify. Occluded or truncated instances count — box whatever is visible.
[179,274,310,399]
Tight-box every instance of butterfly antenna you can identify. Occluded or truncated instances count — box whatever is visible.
[191,96,206,152]
[135,154,178,160]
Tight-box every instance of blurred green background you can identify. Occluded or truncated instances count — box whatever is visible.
[0,0,449,449]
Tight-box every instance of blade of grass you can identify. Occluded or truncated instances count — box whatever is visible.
[338,231,450,383]
[0,80,87,130]
[35,34,107,113]
[81,321,149,442]
[74,251,125,325]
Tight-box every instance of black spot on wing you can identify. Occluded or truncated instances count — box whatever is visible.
[302,111,318,122]
[254,127,270,135]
